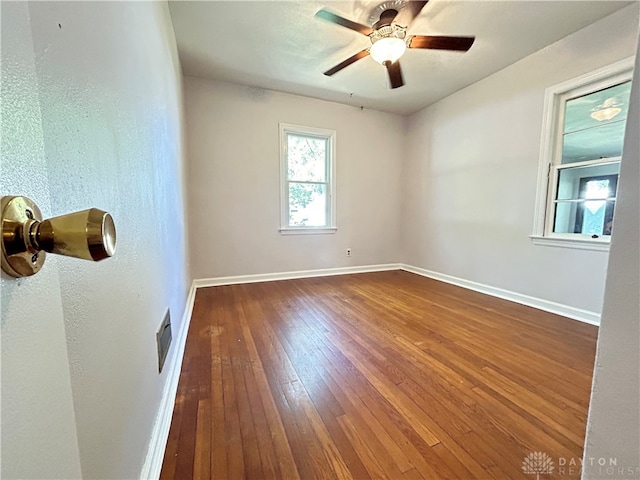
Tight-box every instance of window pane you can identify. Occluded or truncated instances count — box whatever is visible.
[287,134,327,182]
[562,120,626,164]
[561,81,631,164]
[553,200,615,235]
[288,182,327,227]
[553,165,618,235]
[564,81,632,133]
[556,162,619,200]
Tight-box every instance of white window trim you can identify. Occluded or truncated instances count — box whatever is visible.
[531,57,634,251]
[279,123,337,234]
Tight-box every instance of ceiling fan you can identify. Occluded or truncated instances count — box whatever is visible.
[315,1,475,89]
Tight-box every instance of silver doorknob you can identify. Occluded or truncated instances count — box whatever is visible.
[1,196,116,278]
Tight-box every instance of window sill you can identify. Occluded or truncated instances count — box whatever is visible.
[279,228,337,235]
[529,235,610,252]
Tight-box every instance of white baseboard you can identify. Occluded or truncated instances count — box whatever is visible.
[400,264,600,326]
[140,281,198,480]
[193,263,402,288]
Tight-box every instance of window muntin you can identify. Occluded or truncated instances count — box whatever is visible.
[279,124,336,232]
[533,58,634,249]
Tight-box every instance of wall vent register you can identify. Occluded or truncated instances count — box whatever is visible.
[157,309,172,373]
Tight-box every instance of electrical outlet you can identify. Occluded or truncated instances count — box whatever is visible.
[346,248,352,257]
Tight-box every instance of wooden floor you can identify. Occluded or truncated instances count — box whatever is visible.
[160,271,598,479]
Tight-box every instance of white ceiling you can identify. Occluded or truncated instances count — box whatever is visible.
[168,0,632,116]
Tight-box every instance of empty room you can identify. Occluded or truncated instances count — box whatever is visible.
[1,1,639,480]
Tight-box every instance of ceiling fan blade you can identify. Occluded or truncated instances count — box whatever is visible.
[385,60,404,89]
[315,9,373,36]
[404,1,429,26]
[323,49,370,76]
[409,35,475,51]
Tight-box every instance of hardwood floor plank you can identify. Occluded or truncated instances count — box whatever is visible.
[336,413,399,479]
[193,399,211,479]
[209,301,228,480]
[218,288,246,479]
[161,271,598,479]
[327,330,442,447]
[242,307,322,479]
[248,293,347,479]
[238,300,299,480]
[480,365,586,445]
[308,326,456,478]
[470,385,582,458]
[158,387,184,480]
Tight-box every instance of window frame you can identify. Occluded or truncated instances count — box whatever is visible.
[279,123,337,234]
[531,57,634,251]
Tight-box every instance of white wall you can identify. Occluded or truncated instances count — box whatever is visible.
[185,76,404,279]
[582,32,640,478]
[1,2,189,479]
[401,5,639,317]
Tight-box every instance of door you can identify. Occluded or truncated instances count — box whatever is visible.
[1,3,82,478]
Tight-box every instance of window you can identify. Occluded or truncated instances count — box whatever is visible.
[532,58,634,250]
[279,123,336,234]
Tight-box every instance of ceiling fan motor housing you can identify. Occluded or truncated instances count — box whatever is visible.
[370,24,407,45]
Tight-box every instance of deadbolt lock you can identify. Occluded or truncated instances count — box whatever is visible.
[1,196,116,278]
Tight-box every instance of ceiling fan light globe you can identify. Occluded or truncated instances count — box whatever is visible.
[370,37,406,64]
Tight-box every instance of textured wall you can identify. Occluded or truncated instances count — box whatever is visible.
[0,3,82,478]
[401,5,639,316]
[2,2,189,479]
[583,33,640,478]
[185,77,404,279]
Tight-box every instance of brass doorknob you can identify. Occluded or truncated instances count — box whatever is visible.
[1,196,116,278]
